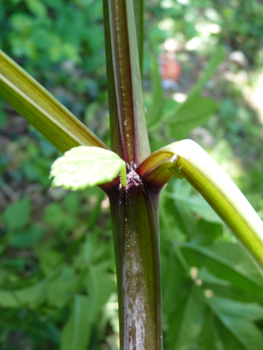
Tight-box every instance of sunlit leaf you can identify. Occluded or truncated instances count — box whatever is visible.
[50,146,127,190]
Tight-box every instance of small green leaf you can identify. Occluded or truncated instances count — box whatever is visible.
[0,279,47,308]
[169,97,217,139]
[47,268,76,308]
[8,225,45,248]
[50,146,126,190]
[26,0,47,17]
[43,203,77,232]
[2,196,31,231]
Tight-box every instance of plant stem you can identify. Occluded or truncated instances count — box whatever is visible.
[108,184,162,350]
[139,140,263,268]
[104,1,161,348]
[0,50,107,153]
[103,0,124,159]
[106,0,150,165]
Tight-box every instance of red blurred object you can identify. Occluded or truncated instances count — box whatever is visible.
[159,53,182,82]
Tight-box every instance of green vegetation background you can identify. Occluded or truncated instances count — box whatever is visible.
[1,0,263,349]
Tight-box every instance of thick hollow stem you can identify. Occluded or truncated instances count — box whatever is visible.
[108,181,162,350]
[106,0,150,165]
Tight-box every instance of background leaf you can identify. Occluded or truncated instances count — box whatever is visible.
[61,295,92,350]
[181,242,263,298]
[167,284,205,350]
[207,297,263,350]
[8,224,45,248]
[168,97,218,139]
[2,197,31,231]
[0,279,48,308]
[165,47,224,139]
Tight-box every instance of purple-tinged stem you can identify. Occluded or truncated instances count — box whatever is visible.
[108,180,162,350]
[106,0,150,165]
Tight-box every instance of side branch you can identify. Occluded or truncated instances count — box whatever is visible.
[139,139,263,268]
[0,50,107,153]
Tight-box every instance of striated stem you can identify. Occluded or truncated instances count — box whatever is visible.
[107,0,150,165]
[139,139,263,269]
[108,181,162,350]
[103,0,124,159]
[0,50,107,153]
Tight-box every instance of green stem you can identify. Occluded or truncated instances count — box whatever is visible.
[0,50,106,153]
[139,139,263,269]
[108,184,162,350]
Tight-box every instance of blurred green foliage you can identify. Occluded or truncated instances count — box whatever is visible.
[1,0,263,349]
[0,0,104,70]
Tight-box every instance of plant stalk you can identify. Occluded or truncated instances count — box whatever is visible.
[0,50,107,153]
[106,0,150,165]
[108,184,162,350]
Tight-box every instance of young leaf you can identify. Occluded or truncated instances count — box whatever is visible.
[50,146,127,190]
